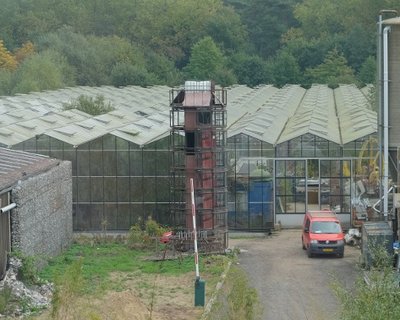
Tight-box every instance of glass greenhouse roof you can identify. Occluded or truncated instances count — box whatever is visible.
[0,84,377,148]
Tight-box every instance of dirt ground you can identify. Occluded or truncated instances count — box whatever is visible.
[230,229,360,320]
[32,271,204,320]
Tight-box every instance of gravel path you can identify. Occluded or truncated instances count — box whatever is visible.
[230,229,360,320]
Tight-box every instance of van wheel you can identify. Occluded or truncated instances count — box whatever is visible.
[302,237,306,250]
[307,247,313,258]
[338,251,344,258]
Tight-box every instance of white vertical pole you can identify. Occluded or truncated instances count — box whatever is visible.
[383,26,390,219]
[190,178,200,279]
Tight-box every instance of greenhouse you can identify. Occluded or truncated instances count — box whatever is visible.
[0,84,378,232]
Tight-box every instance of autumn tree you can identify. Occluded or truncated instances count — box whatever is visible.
[0,40,17,70]
[14,41,35,63]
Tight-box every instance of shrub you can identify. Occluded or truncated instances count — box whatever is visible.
[63,94,114,116]
[127,217,169,250]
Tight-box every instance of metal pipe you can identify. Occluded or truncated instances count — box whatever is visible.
[383,26,391,219]
[0,203,16,213]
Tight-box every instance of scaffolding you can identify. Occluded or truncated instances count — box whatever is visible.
[170,81,228,246]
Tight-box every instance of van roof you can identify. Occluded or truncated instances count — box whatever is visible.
[307,210,337,219]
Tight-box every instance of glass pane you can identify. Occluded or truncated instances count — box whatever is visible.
[104,177,117,202]
[91,177,104,202]
[117,177,130,202]
[77,177,90,202]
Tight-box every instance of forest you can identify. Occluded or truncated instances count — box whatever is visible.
[0,0,398,95]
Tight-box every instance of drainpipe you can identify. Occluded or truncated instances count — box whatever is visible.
[0,203,16,213]
[383,26,391,220]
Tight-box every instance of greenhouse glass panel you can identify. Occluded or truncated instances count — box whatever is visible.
[36,135,50,155]
[116,204,132,230]
[77,150,90,176]
[22,137,36,152]
[77,177,90,202]
[155,204,172,226]
[156,150,170,175]
[130,177,143,201]
[275,160,306,214]
[104,177,117,202]
[103,134,116,150]
[91,177,104,202]
[89,204,105,231]
[103,151,116,176]
[131,204,145,224]
[143,177,156,202]
[116,137,129,176]
[117,177,130,202]
[89,150,103,176]
[65,148,77,175]
[143,204,156,221]
[104,203,118,230]
[248,136,261,158]
[156,177,170,202]
[130,149,143,175]
[142,151,156,175]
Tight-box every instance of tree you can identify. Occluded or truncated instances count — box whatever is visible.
[14,41,35,63]
[184,36,226,81]
[0,40,17,70]
[305,49,356,87]
[267,50,302,87]
[228,53,268,87]
[11,50,75,94]
[228,0,301,58]
[358,56,376,86]
[111,63,158,87]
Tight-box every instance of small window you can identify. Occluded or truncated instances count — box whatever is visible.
[198,111,211,124]
[185,131,195,155]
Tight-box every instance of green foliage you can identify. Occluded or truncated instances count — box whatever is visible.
[209,264,261,320]
[267,50,302,87]
[228,53,268,87]
[358,56,376,86]
[10,251,40,286]
[184,36,227,81]
[51,258,85,318]
[0,286,12,314]
[127,217,169,250]
[63,94,115,116]
[0,69,12,95]
[305,48,356,87]
[11,50,75,94]
[111,63,158,87]
[0,0,391,90]
[332,240,400,320]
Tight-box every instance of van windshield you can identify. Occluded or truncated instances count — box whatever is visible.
[311,221,341,234]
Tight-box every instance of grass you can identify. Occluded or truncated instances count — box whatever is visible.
[205,256,261,320]
[39,242,208,295]
[18,237,240,319]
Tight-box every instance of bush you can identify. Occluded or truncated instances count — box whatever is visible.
[127,217,169,250]
[63,94,114,116]
[332,241,400,320]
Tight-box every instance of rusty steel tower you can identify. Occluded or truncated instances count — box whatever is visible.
[170,81,227,245]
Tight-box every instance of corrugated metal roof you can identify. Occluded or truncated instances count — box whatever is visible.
[0,84,376,148]
[0,147,60,191]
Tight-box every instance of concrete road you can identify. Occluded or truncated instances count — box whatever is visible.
[230,229,360,320]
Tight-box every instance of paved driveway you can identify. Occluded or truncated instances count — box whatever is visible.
[230,229,360,320]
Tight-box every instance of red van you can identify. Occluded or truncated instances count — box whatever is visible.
[302,210,345,258]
